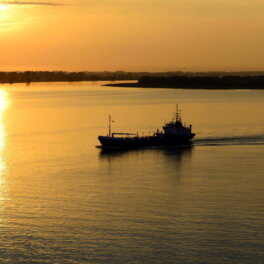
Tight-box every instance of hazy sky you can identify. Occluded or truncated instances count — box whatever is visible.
[0,0,264,71]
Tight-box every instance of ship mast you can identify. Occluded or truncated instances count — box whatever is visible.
[175,104,181,122]
[108,115,112,137]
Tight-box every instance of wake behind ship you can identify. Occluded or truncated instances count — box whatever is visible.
[98,105,195,149]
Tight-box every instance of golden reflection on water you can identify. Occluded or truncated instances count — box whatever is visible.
[0,4,7,11]
[0,89,9,205]
[0,4,9,21]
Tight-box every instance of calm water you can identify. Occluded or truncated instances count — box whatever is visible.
[0,81,263,263]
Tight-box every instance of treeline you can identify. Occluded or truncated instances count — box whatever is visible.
[1,70,264,84]
[0,71,138,83]
[138,75,264,89]
[0,71,203,84]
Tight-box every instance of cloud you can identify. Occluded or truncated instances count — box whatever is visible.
[0,1,65,6]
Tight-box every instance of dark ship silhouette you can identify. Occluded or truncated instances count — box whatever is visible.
[97,105,195,149]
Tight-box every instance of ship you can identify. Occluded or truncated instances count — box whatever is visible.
[97,105,195,149]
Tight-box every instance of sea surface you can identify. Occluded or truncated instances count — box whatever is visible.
[0,81,263,263]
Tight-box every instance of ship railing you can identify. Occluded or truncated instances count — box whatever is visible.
[112,133,139,138]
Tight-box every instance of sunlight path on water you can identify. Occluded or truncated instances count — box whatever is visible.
[0,89,9,226]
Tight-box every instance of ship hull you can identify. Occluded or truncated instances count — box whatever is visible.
[98,134,195,149]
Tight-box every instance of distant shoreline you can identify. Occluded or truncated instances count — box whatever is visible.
[1,71,264,86]
[105,76,264,89]
[1,71,264,89]
[104,83,264,89]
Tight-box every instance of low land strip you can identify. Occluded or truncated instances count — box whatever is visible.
[1,71,264,89]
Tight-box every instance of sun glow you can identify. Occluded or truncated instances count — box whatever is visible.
[0,4,19,31]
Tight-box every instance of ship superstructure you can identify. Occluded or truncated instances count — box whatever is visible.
[162,104,193,136]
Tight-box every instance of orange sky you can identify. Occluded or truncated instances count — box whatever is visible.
[0,0,264,71]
